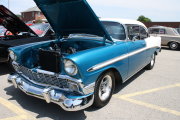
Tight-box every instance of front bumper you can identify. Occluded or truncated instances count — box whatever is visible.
[8,73,94,111]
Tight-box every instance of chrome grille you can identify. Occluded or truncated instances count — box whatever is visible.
[13,64,69,88]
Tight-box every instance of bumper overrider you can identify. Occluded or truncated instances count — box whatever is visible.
[8,62,95,111]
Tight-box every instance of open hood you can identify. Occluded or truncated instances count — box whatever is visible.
[33,0,112,41]
[0,5,37,36]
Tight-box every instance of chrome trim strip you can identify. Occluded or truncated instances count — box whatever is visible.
[88,46,159,72]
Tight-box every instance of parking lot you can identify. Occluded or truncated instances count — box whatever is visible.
[0,48,180,120]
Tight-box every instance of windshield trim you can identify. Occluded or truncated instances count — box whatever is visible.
[101,21,126,41]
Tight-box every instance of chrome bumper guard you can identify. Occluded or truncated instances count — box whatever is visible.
[8,74,94,111]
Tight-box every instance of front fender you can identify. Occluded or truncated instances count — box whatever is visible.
[66,42,128,85]
[9,40,57,64]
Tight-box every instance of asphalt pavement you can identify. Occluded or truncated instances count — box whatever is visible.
[0,48,180,120]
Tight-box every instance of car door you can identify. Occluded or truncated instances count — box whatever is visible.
[158,28,168,46]
[126,25,147,78]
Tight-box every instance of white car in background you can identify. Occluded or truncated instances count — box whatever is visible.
[149,26,180,50]
[176,28,180,34]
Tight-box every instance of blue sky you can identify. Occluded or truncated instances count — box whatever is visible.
[0,0,180,21]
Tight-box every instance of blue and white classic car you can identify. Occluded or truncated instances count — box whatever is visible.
[8,0,161,111]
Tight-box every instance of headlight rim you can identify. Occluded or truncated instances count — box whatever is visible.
[9,50,17,61]
[64,59,78,76]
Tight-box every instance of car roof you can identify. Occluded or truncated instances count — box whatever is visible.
[149,26,173,29]
[100,18,147,28]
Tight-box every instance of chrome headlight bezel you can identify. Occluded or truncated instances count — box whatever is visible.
[9,50,17,61]
[64,59,78,76]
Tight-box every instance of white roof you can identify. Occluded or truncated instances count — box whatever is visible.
[100,18,147,28]
[22,6,41,13]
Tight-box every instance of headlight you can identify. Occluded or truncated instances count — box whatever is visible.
[64,59,78,76]
[9,50,17,61]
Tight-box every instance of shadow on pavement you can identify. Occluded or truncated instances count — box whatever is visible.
[81,69,146,112]
[0,63,13,76]
[161,46,180,51]
[4,68,146,117]
[114,69,146,94]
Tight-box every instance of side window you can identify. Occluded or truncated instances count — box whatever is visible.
[127,25,148,40]
[139,26,148,39]
[149,28,160,34]
[127,25,141,40]
[159,29,166,34]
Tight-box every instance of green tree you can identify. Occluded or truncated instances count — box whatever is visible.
[35,19,43,23]
[137,15,152,22]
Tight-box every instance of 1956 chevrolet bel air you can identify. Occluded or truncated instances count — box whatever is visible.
[7,0,161,111]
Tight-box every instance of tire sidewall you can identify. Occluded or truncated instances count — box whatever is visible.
[150,54,156,68]
[146,53,156,70]
[93,71,115,108]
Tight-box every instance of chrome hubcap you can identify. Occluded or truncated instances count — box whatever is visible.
[171,43,178,49]
[99,75,112,101]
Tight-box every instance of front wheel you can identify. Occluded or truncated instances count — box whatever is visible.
[93,71,115,108]
[145,53,156,70]
[169,42,179,50]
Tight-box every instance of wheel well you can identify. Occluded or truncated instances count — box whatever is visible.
[103,68,123,90]
[168,41,180,46]
[155,51,158,55]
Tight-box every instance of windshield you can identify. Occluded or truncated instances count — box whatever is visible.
[69,34,100,38]
[172,28,179,35]
[69,21,126,41]
[30,23,49,36]
[101,21,126,40]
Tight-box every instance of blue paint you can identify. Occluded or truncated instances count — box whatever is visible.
[126,40,146,77]
[8,0,160,98]
[33,0,112,41]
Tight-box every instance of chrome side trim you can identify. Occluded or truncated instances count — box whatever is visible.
[87,46,159,72]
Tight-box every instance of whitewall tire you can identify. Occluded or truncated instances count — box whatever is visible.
[145,53,156,70]
[93,71,115,108]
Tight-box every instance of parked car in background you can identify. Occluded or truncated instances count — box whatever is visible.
[0,26,6,37]
[176,28,180,34]
[8,0,161,111]
[26,21,34,26]
[0,5,54,63]
[149,26,180,50]
[30,23,53,37]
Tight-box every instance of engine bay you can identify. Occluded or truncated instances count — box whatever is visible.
[40,39,105,55]
[21,39,105,73]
